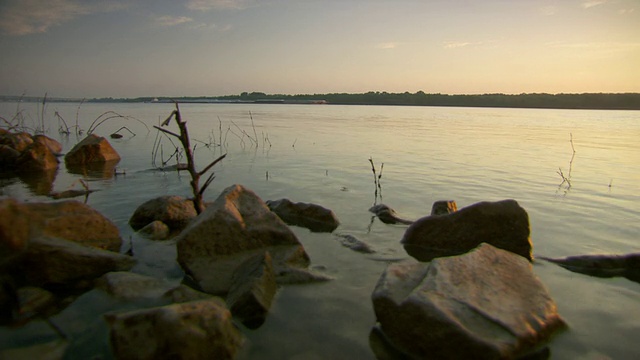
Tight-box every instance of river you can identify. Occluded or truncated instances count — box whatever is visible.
[1,102,639,358]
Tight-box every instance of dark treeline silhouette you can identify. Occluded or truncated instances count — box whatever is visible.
[2,92,639,110]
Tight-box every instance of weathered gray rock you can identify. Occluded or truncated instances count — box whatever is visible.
[402,199,532,262]
[163,284,221,304]
[129,195,197,232]
[176,184,313,294]
[431,200,458,215]
[267,198,340,232]
[138,220,170,240]
[95,272,175,301]
[226,252,277,329]
[26,200,123,252]
[372,243,566,359]
[540,253,640,283]
[334,234,375,254]
[21,236,135,288]
[106,299,243,360]
[64,134,120,165]
[369,204,413,225]
[16,141,59,172]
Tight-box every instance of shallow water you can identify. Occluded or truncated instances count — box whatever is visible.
[1,102,639,358]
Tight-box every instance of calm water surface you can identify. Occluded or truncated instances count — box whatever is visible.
[1,102,639,359]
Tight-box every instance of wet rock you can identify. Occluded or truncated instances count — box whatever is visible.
[163,284,222,304]
[16,286,56,320]
[129,195,197,232]
[106,299,244,360]
[0,144,20,169]
[0,131,33,152]
[267,198,340,232]
[430,200,458,215]
[334,233,375,254]
[21,236,135,288]
[64,134,120,165]
[16,141,59,172]
[372,243,566,359]
[0,198,31,264]
[49,189,95,200]
[32,134,62,155]
[540,253,640,283]
[95,272,175,301]
[138,220,170,240]
[275,266,333,284]
[226,252,277,329]
[402,199,532,262]
[25,200,122,252]
[177,184,312,294]
[0,339,68,360]
[369,204,414,225]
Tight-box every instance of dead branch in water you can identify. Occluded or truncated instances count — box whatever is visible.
[159,103,227,214]
[557,133,576,193]
[369,157,384,205]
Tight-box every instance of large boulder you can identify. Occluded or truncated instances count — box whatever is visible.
[0,131,33,152]
[402,199,532,262]
[20,236,135,288]
[372,243,566,359]
[540,253,640,283]
[176,184,312,294]
[64,134,120,165]
[15,141,59,172]
[0,144,20,169]
[106,299,243,360]
[26,200,123,252]
[129,195,197,232]
[0,198,31,265]
[226,252,277,329]
[266,198,340,232]
[32,134,62,155]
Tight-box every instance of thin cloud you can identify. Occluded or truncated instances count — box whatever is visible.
[155,15,194,27]
[187,0,253,11]
[582,0,607,9]
[619,8,635,14]
[540,5,558,16]
[0,0,128,36]
[443,41,471,49]
[375,42,398,49]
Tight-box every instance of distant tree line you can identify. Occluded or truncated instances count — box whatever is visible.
[2,92,639,110]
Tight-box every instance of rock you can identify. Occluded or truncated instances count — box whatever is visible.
[369,204,413,225]
[0,198,31,264]
[106,299,244,360]
[402,199,532,262]
[275,266,334,284]
[372,243,566,359]
[266,198,340,232]
[138,220,170,240]
[0,339,68,360]
[431,200,458,215]
[0,144,20,169]
[32,134,62,155]
[540,253,640,283]
[16,286,56,320]
[49,189,95,200]
[26,200,123,252]
[0,131,33,152]
[16,141,59,172]
[163,284,221,304]
[64,134,120,165]
[18,168,58,196]
[334,234,375,254]
[176,184,312,294]
[21,236,135,288]
[226,252,277,329]
[129,195,197,232]
[95,272,175,301]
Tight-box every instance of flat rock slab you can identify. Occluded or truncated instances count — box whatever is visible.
[372,243,566,359]
[402,199,532,262]
[540,253,640,283]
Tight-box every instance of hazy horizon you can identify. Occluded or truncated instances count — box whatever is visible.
[1,0,638,99]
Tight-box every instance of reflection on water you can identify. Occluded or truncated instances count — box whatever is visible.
[1,102,639,358]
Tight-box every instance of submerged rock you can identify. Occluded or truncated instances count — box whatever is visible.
[177,184,314,295]
[129,195,197,232]
[138,220,170,240]
[540,253,640,283]
[267,198,340,233]
[430,200,458,216]
[372,243,566,359]
[106,299,244,360]
[16,141,60,172]
[369,204,414,225]
[334,233,375,254]
[64,134,120,165]
[402,199,532,262]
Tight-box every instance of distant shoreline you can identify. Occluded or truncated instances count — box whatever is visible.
[1,92,639,111]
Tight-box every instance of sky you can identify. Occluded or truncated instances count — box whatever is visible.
[0,0,638,98]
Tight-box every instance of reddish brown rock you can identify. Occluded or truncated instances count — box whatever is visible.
[16,141,59,172]
[64,134,120,165]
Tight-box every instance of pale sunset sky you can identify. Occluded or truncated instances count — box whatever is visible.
[0,0,638,98]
